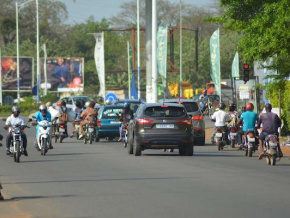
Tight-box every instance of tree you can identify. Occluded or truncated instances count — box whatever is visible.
[209,0,290,78]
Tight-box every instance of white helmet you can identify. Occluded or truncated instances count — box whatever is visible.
[105,99,112,105]
[39,104,47,111]
[85,101,90,108]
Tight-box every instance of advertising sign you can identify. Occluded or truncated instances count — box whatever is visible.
[210,29,221,96]
[1,57,34,91]
[40,57,84,92]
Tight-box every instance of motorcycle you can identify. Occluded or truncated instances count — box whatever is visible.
[228,114,238,148]
[84,122,96,144]
[8,123,30,163]
[214,127,226,151]
[121,123,129,147]
[244,130,257,157]
[264,134,280,166]
[74,118,82,139]
[55,123,67,143]
[36,119,52,156]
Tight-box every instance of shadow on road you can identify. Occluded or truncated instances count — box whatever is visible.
[22,159,61,163]
[5,194,75,202]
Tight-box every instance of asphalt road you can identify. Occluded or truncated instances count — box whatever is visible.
[0,123,290,218]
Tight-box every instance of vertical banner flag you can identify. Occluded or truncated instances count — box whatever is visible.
[157,26,168,89]
[127,41,134,99]
[210,29,221,96]
[232,52,239,78]
[94,32,105,99]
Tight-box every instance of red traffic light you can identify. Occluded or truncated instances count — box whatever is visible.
[243,64,249,69]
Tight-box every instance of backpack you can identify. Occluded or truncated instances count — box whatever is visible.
[59,107,68,123]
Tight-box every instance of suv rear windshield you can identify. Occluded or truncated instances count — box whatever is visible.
[102,108,123,118]
[165,101,199,113]
[114,102,141,113]
[144,106,186,117]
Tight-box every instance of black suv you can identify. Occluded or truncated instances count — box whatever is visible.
[127,103,193,156]
[158,99,205,145]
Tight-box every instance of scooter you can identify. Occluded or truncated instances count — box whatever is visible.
[264,134,280,166]
[7,123,30,163]
[244,130,257,157]
[121,123,129,148]
[84,122,96,144]
[36,119,52,156]
[74,118,82,139]
[55,123,67,143]
[214,127,226,151]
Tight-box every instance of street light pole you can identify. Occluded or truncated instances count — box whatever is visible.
[36,0,40,103]
[179,0,183,97]
[16,1,20,104]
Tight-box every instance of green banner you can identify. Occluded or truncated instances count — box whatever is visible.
[210,29,221,96]
[157,26,168,88]
[232,51,239,78]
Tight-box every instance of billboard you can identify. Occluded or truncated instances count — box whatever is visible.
[1,57,34,91]
[40,57,84,92]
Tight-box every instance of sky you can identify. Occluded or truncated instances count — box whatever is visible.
[60,0,216,24]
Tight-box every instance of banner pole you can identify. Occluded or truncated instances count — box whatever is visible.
[128,41,131,99]
[218,28,221,103]
[0,49,2,105]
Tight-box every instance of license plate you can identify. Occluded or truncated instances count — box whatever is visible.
[59,128,65,132]
[88,128,95,132]
[110,121,121,124]
[247,137,255,142]
[75,125,80,128]
[230,133,237,136]
[215,133,223,137]
[156,124,174,129]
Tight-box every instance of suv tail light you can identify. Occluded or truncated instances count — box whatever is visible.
[178,118,191,125]
[137,118,153,125]
[192,115,203,120]
[97,119,101,127]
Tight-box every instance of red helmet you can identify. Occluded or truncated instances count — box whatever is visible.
[246,103,254,111]
[57,100,63,107]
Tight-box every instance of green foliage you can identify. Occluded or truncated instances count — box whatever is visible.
[265,81,290,132]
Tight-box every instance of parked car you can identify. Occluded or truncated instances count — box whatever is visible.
[53,96,92,110]
[113,99,144,113]
[158,99,205,145]
[96,105,124,141]
[127,103,193,156]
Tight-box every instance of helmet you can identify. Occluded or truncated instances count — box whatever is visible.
[46,101,52,107]
[124,102,130,109]
[76,100,83,108]
[89,101,96,108]
[85,101,90,108]
[218,102,226,110]
[12,106,21,113]
[105,99,112,105]
[229,103,236,112]
[57,100,63,107]
[246,103,254,111]
[39,104,47,112]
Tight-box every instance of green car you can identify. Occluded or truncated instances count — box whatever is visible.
[96,105,124,141]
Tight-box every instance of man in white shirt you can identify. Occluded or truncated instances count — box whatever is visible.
[211,102,230,144]
[3,106,28,156]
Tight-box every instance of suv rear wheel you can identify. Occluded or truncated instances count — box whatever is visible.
[133,136,141,156]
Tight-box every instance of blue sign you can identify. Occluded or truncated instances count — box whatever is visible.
[32,86,38,95]
[105,93,117,102]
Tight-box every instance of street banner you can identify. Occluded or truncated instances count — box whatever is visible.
[131,71,138,99]
[94,32,105,99]
[127,41,133,98]
[232,52,239,78]
[210,29,221,96]
[1,57,34,91]
[40,57,84,92]
[157,26,168,89]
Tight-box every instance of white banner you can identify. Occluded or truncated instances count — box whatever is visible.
[94,32,105,99]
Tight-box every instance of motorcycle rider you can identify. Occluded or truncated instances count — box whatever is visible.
[257,103,282,159]
[211,102,230,144]
[34,105,53,149]
[79,101,98,139]
[3,106,28,156]
[118,103,134,141]
[237,103,258,149]
[70,100,83,138]
[237,106,247,149]
[46,101,59,137]
[57,100,68,137]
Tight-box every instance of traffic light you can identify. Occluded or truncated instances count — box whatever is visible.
[243,63,250,83]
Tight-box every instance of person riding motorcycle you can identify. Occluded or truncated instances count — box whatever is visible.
[237,103,258,150]
[228,103,238,126]
[46,101,59,137]
[3,106,28,156]
[70,100,84,138]
[57,100,68,137]
[211,102,230,144]
[257,103,283,159]
[34,105,53,150]
[118,103,134,141]
[79,101,98,139]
